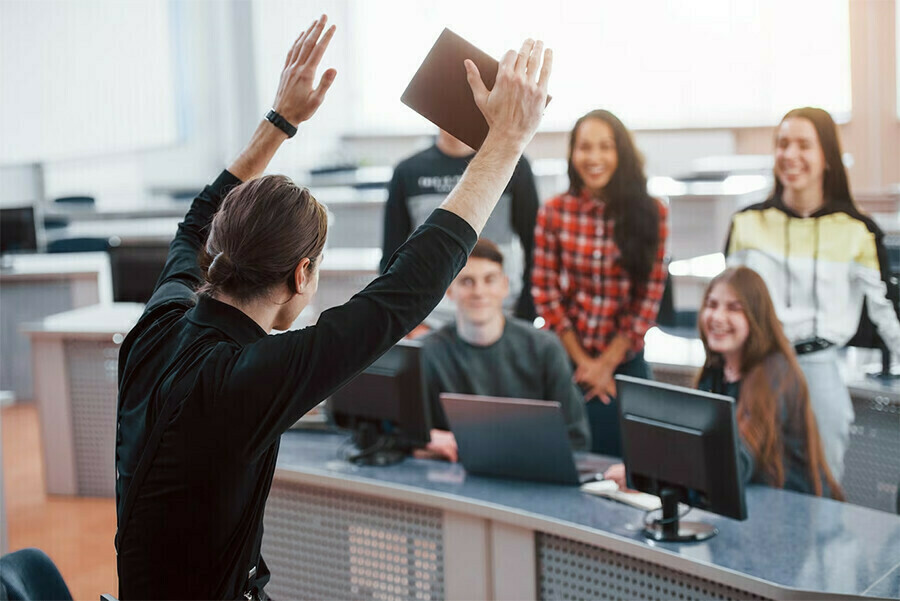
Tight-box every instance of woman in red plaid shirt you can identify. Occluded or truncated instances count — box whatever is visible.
[532,110,668,456]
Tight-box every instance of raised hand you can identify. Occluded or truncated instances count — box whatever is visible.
[464,39,552,150]
[272,15,338,125]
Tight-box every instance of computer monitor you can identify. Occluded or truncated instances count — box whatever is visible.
[0,206,38,254]
[616,375,747,543]
[108,242,170,303]
[328,339,431,466]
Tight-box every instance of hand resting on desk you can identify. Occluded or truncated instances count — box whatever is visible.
[413,428,459,462]
[603,462,640,492]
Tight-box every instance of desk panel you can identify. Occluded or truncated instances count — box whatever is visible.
[537,533,766,601]
[0,252,112,400]
[0,280,73,399]
[26,303,142,496]
[265,479,445,600]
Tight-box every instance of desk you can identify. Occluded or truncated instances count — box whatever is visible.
[264,430,900,601]
[42,196,190,221]
[0,252,113,400]
[25,303,143,496]
[45,217,181,246]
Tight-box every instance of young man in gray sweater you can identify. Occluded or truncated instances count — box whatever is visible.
[420,238,591,461]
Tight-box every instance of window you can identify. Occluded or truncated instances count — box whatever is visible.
[0,0,179,163]
[253,0,851,135]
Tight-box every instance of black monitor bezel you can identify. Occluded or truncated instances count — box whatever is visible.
[616,374,747,522]
[328,338,432,453]
[0,205,38,254]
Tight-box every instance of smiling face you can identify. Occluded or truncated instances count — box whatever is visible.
[774,117,826,199]
[571,118,619,195]
[447,257,508,327]
[700,282,750,360]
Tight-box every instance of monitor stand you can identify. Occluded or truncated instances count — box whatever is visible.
[642,488,718,543]
[866,349,900,382]
[348,423,407,466]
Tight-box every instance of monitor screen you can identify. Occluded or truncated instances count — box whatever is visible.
[0,207,37,254]
[108,242,170,303]
[328,339,431,465]
[616,375,747,542]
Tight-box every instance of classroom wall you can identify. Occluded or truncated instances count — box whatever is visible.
[38,1,253,200]
[22,0,900,202]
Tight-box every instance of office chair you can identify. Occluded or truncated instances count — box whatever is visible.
[54,196,95,206]
[847,270,900,381]
[656,271,676,327]
[46,237,111,253]
[656,268,699,336]
[0,548,73,601]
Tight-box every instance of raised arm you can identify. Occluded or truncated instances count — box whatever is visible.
[147,16,337,310]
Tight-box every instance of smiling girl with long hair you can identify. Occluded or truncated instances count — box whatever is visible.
[695,266,843,497]
[532,110,668,456]
[606,266,843,498]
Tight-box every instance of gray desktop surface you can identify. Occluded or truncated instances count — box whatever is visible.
[275,430,900,599]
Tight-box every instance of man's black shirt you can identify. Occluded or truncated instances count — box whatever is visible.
[115,170,476,599]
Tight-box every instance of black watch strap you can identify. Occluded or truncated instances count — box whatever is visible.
[265,109,298,138]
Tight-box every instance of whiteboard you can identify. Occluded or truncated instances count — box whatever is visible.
[0,0,179,164]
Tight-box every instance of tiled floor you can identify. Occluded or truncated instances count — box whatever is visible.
[2,402,117,600]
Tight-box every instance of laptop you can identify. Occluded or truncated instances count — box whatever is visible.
[439,393,612,485]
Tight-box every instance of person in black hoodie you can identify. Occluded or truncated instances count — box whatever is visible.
[114,16,553,599]
[380,128,540,321]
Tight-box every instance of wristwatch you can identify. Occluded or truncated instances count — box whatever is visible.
[265,109,297,138]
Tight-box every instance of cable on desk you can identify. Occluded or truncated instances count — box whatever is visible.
[643,504,694,528]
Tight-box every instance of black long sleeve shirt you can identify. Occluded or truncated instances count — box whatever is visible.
[115,170,476,599]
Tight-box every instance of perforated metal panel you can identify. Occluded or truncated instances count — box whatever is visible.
[263,479,444,600]
[843,395,900,514]
[65,339,118,497]
[537,533,770,601]
[0,280,73,399]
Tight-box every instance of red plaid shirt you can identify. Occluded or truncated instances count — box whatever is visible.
[532,191,668,357]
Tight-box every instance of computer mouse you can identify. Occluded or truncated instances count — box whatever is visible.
[581,479,618,493]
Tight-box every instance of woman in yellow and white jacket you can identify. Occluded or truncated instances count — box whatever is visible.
[726,107,900,482]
